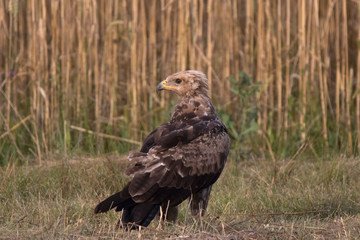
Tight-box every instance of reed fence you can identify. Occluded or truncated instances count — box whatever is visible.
[1,0,360,163]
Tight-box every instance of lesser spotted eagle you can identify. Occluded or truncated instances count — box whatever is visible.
[95,70,230,228]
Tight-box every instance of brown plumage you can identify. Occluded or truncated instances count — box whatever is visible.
[94,70,230,228]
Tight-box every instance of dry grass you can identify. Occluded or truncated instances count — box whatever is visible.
[1,1,360,164]
[1,154,360,239]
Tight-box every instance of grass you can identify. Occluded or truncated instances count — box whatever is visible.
[1,154,360,239]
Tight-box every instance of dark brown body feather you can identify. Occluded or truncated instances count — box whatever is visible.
[94,70,230,228]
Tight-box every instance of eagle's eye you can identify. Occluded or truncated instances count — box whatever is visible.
[175,78,182,84]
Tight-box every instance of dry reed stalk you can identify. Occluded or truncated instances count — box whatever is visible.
[255,0,263,135]
[50,1,59,126]
[0,2,5,78]
[26,0,42,163]
[244,0,254,75]
[140,0,148,131]
[105,1,117,126]
[284,0,291,141]
[100,0,107,133]
[276,0,282,136]
[339,3,346,129]
[177,0,186,70]
[149,0,157,100]
[264,1,281,134]
[184,0,190,71]
[0,113,25,161]
[347,68,353,154]
[314,0,328,147]
[113,1,119,125]
[341,0,352,154]
[60,0,67,121]
[82,1,92,118]
[188,0,198,70]
[40,0,49,145]
[0,115,31,140]
[31,107,42,164]
[206,0,213,96]
[198,0,204,71]
[138,0,146,131]
[188,0,195,70]
[323,1,332,121]
[102,1,112,128]
[64,120,67,155]
[5,64,11,128]
[131,0,139,133]
[256,0,265,134]
[2,0,360,158]
[298,0,307,142]
[226,1,232,104]
[232,1,240,84]
[264,0,273,132]
[320,0,337,148]
[69,125,142,146]
[308,1,315,96]
[357,4,360,152]
[217,0,231,103]
[5,4,12,128]
[160,0,169,74]
[335,1,341,148]
[1,88,38,148]
[159,0,172,113]
[92,1,100,145]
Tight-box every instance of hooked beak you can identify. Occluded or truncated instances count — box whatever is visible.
[156,80,166,93]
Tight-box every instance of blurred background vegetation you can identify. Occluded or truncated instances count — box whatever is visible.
[1,0,360,165]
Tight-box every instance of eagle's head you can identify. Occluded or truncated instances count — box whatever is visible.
[156,70,209,97]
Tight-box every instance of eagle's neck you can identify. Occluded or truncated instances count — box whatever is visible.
[170,94,216,123]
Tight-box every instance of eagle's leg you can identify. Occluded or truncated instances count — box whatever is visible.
[156,201,178,228]
[160,205,178,223]
[190,185,213,217]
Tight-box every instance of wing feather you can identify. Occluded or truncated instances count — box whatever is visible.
[124,119,229,205]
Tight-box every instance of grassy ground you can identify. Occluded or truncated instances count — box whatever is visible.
[1,154,360,239]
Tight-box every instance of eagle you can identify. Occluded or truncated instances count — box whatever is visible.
[94,70,230,228]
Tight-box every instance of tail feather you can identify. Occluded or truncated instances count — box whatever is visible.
[95,182,160,229]
[94,192,135,213]
[95,183,134,214]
